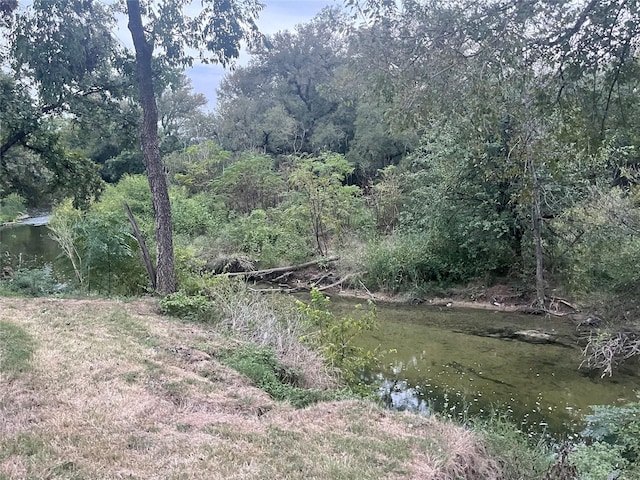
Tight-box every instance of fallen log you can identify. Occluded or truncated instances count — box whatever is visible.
[317,272,363,291]
[221,256,339,280]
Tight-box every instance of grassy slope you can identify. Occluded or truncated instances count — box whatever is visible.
[0,297,500,479]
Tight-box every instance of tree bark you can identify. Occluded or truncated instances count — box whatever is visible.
[127,0,176,294]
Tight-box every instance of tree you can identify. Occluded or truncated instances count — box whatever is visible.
[124,0,262,293]
[287,153,366,256]
[157,74,208,154]
[0,0,16,27]
[343,0,640,303]
[215,7,355,156]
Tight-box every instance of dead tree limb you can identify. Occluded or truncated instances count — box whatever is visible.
[222,256,339,280]
[125,202,156,290]
[317,272,363,291]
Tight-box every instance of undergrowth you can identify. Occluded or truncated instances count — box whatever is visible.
[217,344,336,408]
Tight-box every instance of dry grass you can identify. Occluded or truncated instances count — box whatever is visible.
[0,296,501,479]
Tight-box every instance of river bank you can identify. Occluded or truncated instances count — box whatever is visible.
[0,296,524,479]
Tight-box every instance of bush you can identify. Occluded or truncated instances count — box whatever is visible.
[473,414,553,479]
[365,233,446,292]
[570,442,628,480]
[567,399,640,479]
[49,198,148,295]
[2,266,64,297]
[297,288,379,385]
[218,207,314,267]
[159,291,215,321]
[0,193,26,223]
[553,188,640,296]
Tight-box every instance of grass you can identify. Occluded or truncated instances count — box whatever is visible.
[0,320,35,374]
[0,296,503,479]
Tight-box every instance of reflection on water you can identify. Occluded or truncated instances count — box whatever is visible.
[328,297,640,437]
[0,223,60,267]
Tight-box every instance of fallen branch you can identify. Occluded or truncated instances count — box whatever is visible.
[222,256,339,280]
[311,272,331,287]
[549,296,581,312]
[125,203,156,290]
[248,287,301,294]
[317,272,363,291]
[581,329,640,377]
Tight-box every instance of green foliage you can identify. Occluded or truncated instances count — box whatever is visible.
[365,234,446,293]
[570,442,629,480]
[212,153,285,214]
[367,166,402,233]
[214,8,355,156]
[297,288,378,384]
[2,266,62,297]
[473,414,553,479]
[554,188,640,296]
[582,401,640,462]
[48,174,222,295]
[287,153,371,255]
[93,175,154,235]
[49,194,148,295]
[567,398,640,479]
[219,208,313,267]
[159,291,214,321]
[169,141,231,194]
[171,191,218,239]
[396,130,521,285]
[219,344,329,408]
[48,199,85,286]
[0,193,25,223]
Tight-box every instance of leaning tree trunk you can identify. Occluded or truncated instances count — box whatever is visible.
[127,0,176,294]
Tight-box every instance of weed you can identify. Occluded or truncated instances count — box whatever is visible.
[298,288,379,385]
[176,423,192,433]
[126,434,153,452]
[567,398,640,478]
[159,290,215,321]
[473,413,553,479]
[2,266,62,297]
[219,344,332,408]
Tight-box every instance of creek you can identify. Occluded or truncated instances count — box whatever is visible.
[4,223,639,438]
[0,218,59,268]
[330,296,640,438]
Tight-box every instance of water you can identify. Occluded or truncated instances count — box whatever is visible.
[3,228,639,437]
[329,297,640,437]
[0,219,60,268]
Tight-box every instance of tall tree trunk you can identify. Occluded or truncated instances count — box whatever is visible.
[126,0,176,294]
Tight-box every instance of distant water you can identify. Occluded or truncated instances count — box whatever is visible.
[0,220,60,267]
[18,215,50,227]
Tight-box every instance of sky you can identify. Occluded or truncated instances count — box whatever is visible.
[187,0,338,111]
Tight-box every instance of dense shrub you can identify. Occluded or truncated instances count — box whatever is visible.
[565,398,640,478]
[1,266,63,297]
[0,193,26,223]
[159,290,215,321]
[297,288,378,385]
